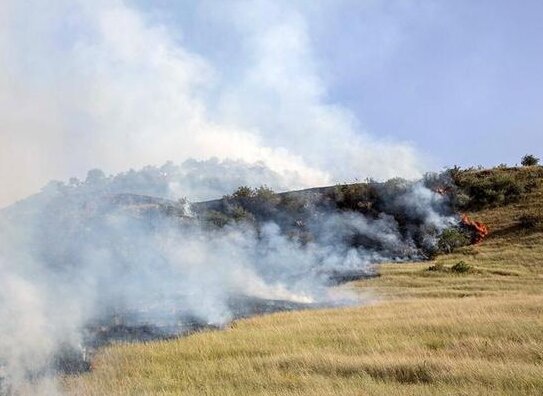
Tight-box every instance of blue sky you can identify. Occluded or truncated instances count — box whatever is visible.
[314,0,543,168]
[1,0,542,206]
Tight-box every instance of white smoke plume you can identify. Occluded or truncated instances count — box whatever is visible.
[0,172,457,393]
[0,1,439,393]
[0,0,423,208]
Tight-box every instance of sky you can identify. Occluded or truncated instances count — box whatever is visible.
[148,0,542,168]
[1,0,542,207]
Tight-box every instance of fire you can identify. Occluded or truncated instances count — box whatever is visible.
[460,214,489,244]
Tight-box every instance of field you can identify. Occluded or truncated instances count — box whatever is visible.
[63,167,543,395]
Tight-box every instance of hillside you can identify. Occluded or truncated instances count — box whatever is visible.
[62,166,543,395]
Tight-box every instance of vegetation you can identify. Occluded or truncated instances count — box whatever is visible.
[450,260,471,273]
[204,210,231,228]
[63,166,543,395]
[450,165,542,210]
[332,182,377,212]
[437,228,470,253]
[202,185,283,228]
[521,154,540,167]
[426,262,444,272]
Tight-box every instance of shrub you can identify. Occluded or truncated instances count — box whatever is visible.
[334,183,374,211]
[230,186,255,199]
[230,205,255,224]
[427,262,444,272]
[455,172,526,209]
[252,186,281,212]
[254,185,277,201]
[447,165,463,184]
[279,194,307,214]
[452,191,471,209]
[451,261,471,273]
[521,154,540,166]
[437,228,470,253]
[85,168,106,184]
[205,210,230,228]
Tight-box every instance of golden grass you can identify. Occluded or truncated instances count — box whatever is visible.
[63,295,543,395]
[63,167,543,395]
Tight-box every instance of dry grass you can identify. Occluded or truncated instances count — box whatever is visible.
[63,167,543,395]
[64,295,543,395]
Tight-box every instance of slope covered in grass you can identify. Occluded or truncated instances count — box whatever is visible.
[63,166,543,395]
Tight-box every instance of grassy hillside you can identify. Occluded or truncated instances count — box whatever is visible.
[63,167,543,395]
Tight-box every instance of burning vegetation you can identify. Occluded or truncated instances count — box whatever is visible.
[4,165,540,392]
[460,214,489,244]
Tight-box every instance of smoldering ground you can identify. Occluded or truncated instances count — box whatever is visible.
[0,168,457,394]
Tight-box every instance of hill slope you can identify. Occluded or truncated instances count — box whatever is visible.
[64,167,543,395]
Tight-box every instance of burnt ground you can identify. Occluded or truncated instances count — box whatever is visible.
[54,294,337,376]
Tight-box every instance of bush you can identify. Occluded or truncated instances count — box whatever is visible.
[447,165,463,183]
[427,262,444,272]
[455,172,526,209]
[230,205,255,224]
[230,186,255,199]
[451,261,471,273]
[452,191,471,209]
[279,194,307,214]
[205,210,230,228]
[254,185,277,202]
[521,154,540,166]
[333,183,377,212]
[437,228,470,253]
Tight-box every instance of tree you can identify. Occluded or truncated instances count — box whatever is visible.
[521,154,539,167]
[230,186,254,199]
[85,168,106,184]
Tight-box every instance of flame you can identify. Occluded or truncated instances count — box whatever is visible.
[460,214,489,244]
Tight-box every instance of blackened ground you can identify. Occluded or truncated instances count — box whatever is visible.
[53,293,336,376]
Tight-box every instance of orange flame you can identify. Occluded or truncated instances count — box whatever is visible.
[460,214,489,244]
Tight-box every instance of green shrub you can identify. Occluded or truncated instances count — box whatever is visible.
[254,185,278,202]
[521,154,540,166]
[205,210,230,228]
[454,172,526,209]
[230,205,255,224]
[447,165,463,184]
[230,186,255,199]
[451,261,471,273]
[333,183,378,212]
[279,194,307,214]
[437,228,470,253]
[452,191,471,209]
[226,185,280,206]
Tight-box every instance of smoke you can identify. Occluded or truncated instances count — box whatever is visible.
[0,172,457,393]
[0,0,424,208]
[0,1,442,393]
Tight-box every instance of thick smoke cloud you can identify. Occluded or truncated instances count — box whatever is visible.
[34,158,311,204]
[0,174,456,393]
[0,0,423,208]
[0,1,437,393]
